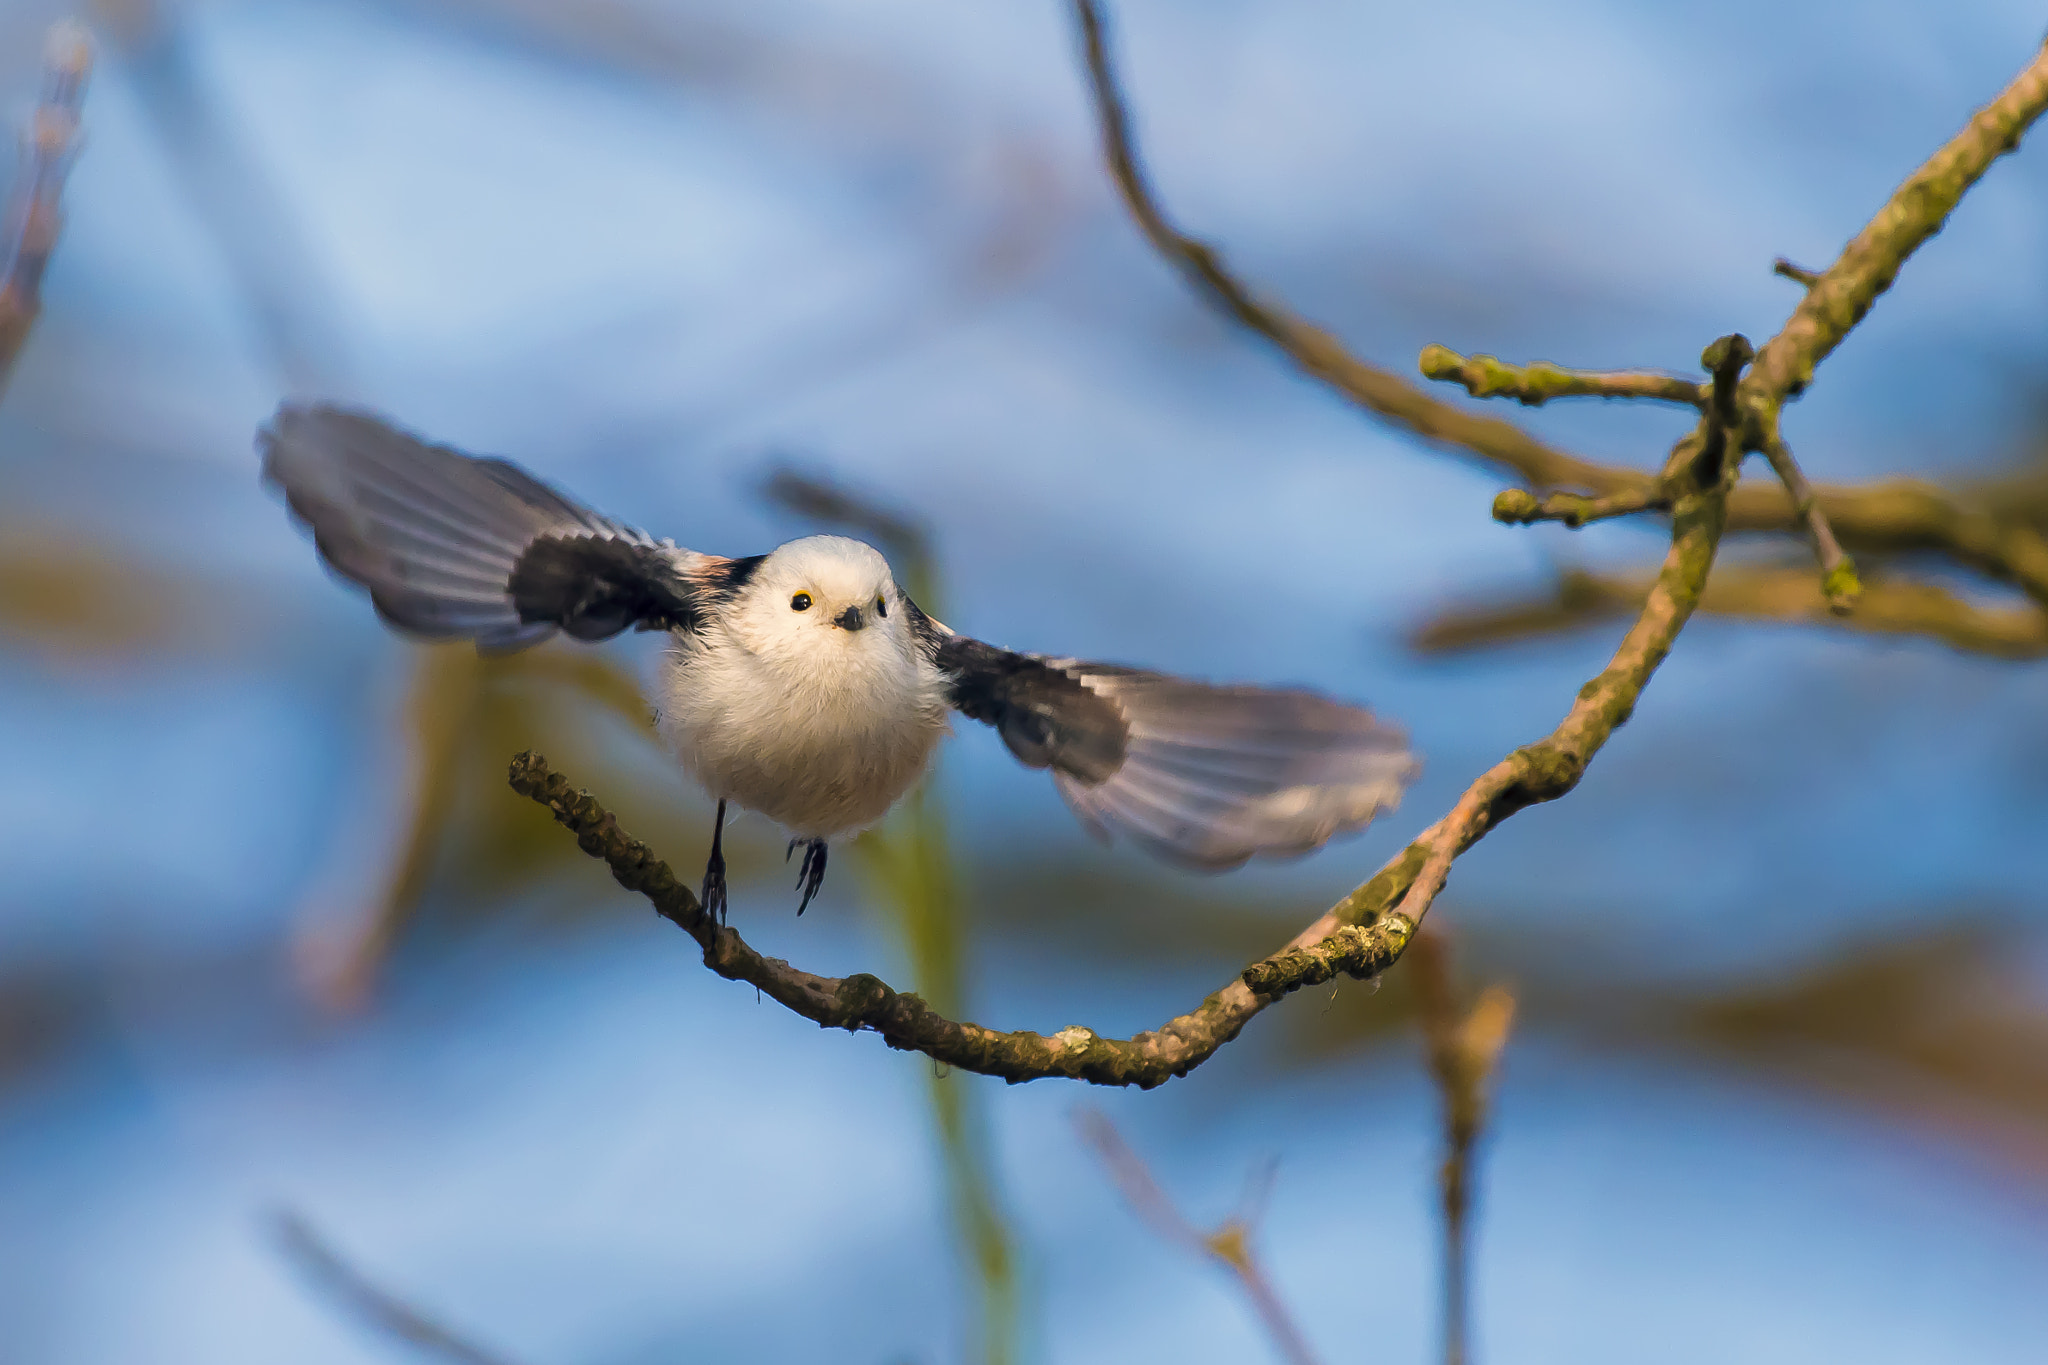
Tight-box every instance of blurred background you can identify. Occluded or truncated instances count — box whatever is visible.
[3,0,2048,1361]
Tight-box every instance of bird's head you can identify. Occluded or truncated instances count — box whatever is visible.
[732,535,908,665]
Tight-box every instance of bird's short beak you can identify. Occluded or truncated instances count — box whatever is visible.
[833,604,866,632]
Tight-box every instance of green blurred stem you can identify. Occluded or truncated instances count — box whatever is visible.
[799,500,1020,1365]
[856,785,1020,1365]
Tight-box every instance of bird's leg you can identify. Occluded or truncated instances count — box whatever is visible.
[700,799,728,924]
[794,839,828,916]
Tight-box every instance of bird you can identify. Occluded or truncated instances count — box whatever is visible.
[259,403,1420,919]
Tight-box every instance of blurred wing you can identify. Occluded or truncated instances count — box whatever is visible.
[923,616,1418,870]
[260,403,732,651]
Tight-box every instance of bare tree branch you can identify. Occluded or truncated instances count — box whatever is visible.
[1488,485,1670,530]
[1726,475,2048,610]
[1412,564,2048,661]
[1077,0,2048,619]
[1409,934,1516,1365]
[1761,436,1860,612]
[0,22,91,397]
[1743,42,2048,403]
[1074,1109,1322,1365]
[513,9,2048,1088]
[1068,0,1648,501]
[272,1211,530,1365]
[1419,345,1704,410]
[1379,448,1731,936]
[508,750,1411,1088]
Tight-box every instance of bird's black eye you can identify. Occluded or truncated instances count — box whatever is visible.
[790,592,812,612]
[874,595,887,618]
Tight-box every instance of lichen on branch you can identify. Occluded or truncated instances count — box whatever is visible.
[507,752,1410,1088]
[1419,344,1704,409]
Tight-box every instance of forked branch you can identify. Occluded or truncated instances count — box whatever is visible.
[512,11,2048,1087]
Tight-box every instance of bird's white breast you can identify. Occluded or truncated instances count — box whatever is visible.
[654,623,951,839]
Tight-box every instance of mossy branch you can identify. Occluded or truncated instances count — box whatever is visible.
[1488,485,1670,528]
[512,427,1732,1083]
[1377,451,1732,933]
[1762,435,1860,613]
[1078,0,2048,628]
[1419,344,1704,409]
[508,751,1412,1088]
[1744,41,2048,403]
[506,7,2047,1089]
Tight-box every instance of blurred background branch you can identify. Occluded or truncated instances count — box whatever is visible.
[88,0,351,388]
[1076,1108,1321,1365]
[1408,933,1516,1365]
[0,21,90,397]
[1080,0,2048,653]
[1069,0,1641,501]
[273,1211,530,1365]
[1411,563,2048,661]
[764,467,1022,1365]
[5,1,2048,1358]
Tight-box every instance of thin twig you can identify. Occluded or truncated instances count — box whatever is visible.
[1409,935,1516,1365]
[1762,436,1860,612]
[1488,486,1669,529]
[271,1211,529,1365]
[1375,26,2048,905]
[1744,41,2048,402]
[763,467,931,579]
[1075,1109,1322,1365]
[1771,257,1822,288]
[1729,476,2048,610]
[1076,0,2048,613]
[1419,345,1703,409]
[1386,463,1729,934]
[1069,0,1649,501]
[1388,338,1746,933]
[0,22,91,395]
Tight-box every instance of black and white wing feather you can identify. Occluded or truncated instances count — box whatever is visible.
[918,611,1418,870]
[260,403,739,651]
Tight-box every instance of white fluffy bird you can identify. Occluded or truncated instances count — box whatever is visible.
[261,404,1419,917]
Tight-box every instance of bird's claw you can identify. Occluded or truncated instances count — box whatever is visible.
[701,799,729,925]
[793,839,828,916]
[700,856,727,925]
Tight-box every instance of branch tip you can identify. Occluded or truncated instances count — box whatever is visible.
[1424,344,1704,409]
[1772,257,1822,288]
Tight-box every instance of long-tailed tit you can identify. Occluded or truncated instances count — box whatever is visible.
[261,404,1419,918]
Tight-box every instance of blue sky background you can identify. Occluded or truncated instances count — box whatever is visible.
[2,1,2046,1361]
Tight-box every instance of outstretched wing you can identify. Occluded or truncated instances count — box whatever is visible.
[260,403,748,651]
[914,607,1419,870]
